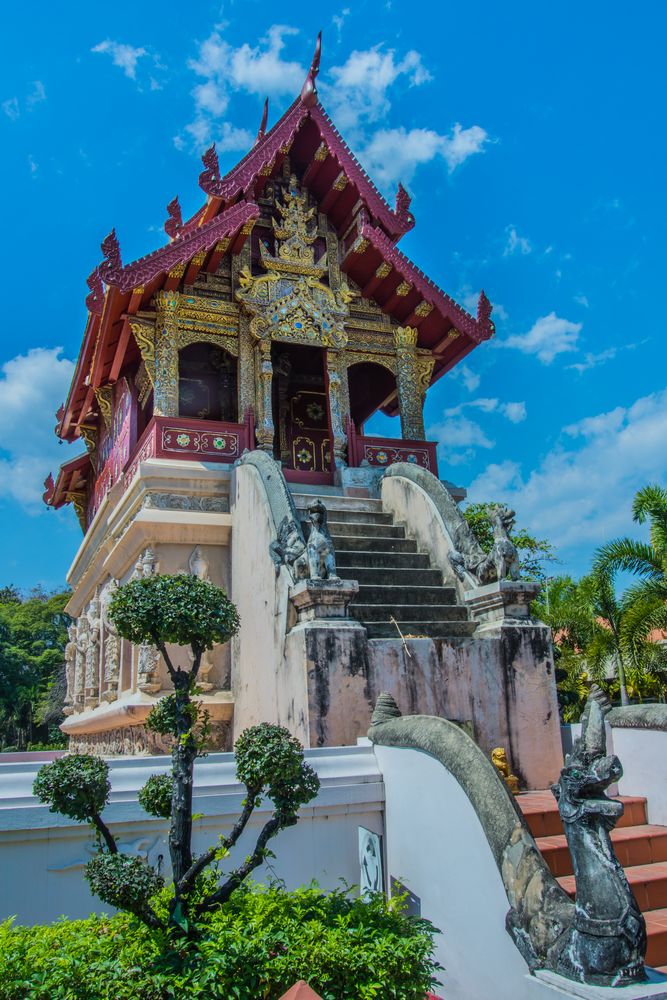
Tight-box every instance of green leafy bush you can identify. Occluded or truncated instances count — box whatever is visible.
[108,574,240,651]
[85,853,164,914]
[32,754,110,821]
[0,883,440,1000]
[138,773,172,819]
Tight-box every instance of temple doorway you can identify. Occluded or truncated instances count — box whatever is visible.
[178,342,238,422]
[348,361,398,433]
[271,343,331,474]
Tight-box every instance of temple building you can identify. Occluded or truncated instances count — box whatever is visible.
[44,39,562,788]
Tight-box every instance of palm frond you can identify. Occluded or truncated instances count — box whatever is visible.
[594,538,662,579]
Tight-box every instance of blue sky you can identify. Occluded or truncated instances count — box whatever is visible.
[1,0,665,591]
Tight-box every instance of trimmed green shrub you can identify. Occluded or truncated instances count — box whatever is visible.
[0,883,440,1000]
[138,773,172,820]
[33,754,110,822]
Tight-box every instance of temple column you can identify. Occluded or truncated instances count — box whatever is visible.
[237,311,255,420]
[326,349,349,467]
[255,338,275,452]
[394,326,426,440]
[153,291,180,417]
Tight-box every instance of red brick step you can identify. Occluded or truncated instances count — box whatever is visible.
[518,791,667,969]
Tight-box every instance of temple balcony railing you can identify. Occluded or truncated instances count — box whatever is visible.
[122,412,256,494]
[346,417,438,477]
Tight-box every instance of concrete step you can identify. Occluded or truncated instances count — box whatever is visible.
[331,534,417,554]
[338,551,432,570]
[537,826,667,879]
[327,521,407,539]
[325,510,394,525]
[365,620,478,640]
[293,494,382,514]
[517,791,648,838]
[343,566,443,587]
[356,584,458,605]
[351,603,469,623]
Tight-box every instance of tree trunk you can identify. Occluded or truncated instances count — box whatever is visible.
[168,672,197,885]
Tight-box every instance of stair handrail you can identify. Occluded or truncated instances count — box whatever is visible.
[382,463,485,594]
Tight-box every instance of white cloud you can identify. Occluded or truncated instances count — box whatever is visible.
[332,8,351,37]
[451,363,480,393]
[500,312,582,364]
[181,25,304,151]
[574,294,589,308]
[359,123,489,185]
[0,348,76,511]
[503,225,531,257]
[566,348,617,374]
[26,80,46,108]
[468,388,667,565]
[2,97,19,120]
[503,401,527,423]
[325,45,431,130]
[28,154,38,177]
[92,40,148,80]
[443,397,527,423]
[428,396,526,466]
[2,81,45,121]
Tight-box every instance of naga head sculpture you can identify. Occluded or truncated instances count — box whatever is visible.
[552,698,623,821]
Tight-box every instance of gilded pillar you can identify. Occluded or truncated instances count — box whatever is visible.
[255,338,275,451]
[394,326,426,440]
[237,311,255,420]
[326,349,349,466]
[153,291,180,417]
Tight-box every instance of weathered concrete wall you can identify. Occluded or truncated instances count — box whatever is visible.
[364,631,562,790]
[231,463,310,744]
[285,623,371,747]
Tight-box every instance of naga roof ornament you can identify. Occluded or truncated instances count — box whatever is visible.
[164,196,183,239]
[395,183,414,231]
[300,31,322,107]
[42,473,55,506]
[256,98,269,144]
[85,268,105,316]
[477,290,494,336]
[199,144,221,193]
[99,229,122,282]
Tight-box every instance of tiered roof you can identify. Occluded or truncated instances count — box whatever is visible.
[52,34,494,457]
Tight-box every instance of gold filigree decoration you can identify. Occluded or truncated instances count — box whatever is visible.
[415,301,433,317]
[66,490,87,532]
[236,178,350,352]
[396,281,412,297]
[345,352,397,376]
[375,262,392,279]
[130,321,156,385]
[94,387,113,431]
[352,237,369,255]
[394,326,419,349]
[168,263,186,280]
[314,142,329,162]
[79,424,98,455]
[332,171,347,191]
[417,355,436,393]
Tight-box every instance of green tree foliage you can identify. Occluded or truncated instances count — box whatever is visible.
[0,587,70,750]
[594,484,667,673]
[0,883,440,999]
[463,502,557,581]
[33,574,320,939]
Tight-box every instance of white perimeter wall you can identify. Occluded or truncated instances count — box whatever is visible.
[374,743,558,1000]
[0,744,383,925]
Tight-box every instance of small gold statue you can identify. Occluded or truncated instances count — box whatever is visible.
[491,747,520,795]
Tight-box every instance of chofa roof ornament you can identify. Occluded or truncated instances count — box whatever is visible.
[300,31,322,107]
[255,97,269,144]
[164,196,183,240]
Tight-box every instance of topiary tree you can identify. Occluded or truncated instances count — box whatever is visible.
[33,574,319,936]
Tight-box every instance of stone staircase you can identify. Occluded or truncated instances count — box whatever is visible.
[518,790,667,972]
[292,490,476,641]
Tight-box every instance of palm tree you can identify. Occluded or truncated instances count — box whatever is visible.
[594,484,667,701]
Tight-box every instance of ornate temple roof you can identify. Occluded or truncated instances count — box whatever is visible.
[55,34,494,444]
